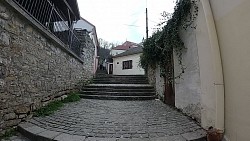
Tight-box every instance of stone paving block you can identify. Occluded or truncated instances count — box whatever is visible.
[181,130,207,141]
[131,139,150,141]
[166,135,187,141]
[150,135,186,141]
[122,134,131,138]
[84,137,117,141]
[25,125,47,135]
[118,139,151,141]
[54,133,85,141]
[37,130,61,139]
[18,122,34,129]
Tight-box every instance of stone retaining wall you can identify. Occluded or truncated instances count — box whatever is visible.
[0,1,95,134]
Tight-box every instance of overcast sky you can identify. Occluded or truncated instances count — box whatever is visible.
[77,0,176,44]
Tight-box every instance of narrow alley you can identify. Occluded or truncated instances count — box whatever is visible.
[2,0,249,140]
[16,70,206,141]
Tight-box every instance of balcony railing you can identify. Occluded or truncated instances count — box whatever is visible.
[12,0,82,57]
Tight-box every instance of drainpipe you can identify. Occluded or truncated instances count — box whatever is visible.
[201,0,225,133]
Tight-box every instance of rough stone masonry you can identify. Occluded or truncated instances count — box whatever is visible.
[0,1,95,134]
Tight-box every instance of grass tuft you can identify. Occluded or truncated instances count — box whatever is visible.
[34,92,81,117]
[34,101,63,117]
[62,93,80,103]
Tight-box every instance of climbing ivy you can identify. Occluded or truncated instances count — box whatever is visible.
[140,0,199,82]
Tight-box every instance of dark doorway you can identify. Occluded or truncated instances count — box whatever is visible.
[164,52,175,106]
[109,64,113,74]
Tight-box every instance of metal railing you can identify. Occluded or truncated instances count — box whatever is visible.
[12,0,82,57]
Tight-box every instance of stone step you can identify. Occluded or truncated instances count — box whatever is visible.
[79,94,156,100]
[82,88,155,92]
[81,75,155,100]
[93,78,148,83]
[94,79,148,82]
[93,77,148,80]
[93,81,149,84]
[95,75,147,79]
[93,78,148,81]
[80,91,155,96]
[84,84,154,89]
[99,75,146,77]
[92,81,149,84]
[93,75,149,84]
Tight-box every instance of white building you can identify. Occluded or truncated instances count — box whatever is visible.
[112,47,145,75]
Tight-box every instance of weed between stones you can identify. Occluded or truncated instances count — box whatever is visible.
[34,93,80,117]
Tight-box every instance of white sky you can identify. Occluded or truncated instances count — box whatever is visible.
[77,0,176,44]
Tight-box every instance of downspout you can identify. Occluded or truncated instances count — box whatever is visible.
[201,0,225,133]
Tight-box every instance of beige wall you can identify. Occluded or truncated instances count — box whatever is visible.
[209,0,250,140]
[113,53,145,75]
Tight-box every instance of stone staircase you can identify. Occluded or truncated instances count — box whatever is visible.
[79,70,156,100]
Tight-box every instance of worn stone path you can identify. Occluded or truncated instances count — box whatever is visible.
[18,99,206,141]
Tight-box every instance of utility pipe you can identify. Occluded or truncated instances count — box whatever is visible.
[201,0,225,132]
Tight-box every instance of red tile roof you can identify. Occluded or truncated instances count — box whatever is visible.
[112,41,138,50]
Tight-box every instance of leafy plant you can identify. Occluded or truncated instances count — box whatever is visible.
[140,0,199,82]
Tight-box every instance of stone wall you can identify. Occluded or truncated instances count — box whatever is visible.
[0,1,95,134]
[74,30,95,75]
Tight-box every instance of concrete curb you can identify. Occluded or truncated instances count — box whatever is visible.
[18,122,206,141]
[18,122,86,141]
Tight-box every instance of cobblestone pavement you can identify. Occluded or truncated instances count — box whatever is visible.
[22,99,205,140]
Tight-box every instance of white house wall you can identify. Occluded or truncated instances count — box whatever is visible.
[113,54,145,75]
[174,1,217,129]
[174,24,202,123]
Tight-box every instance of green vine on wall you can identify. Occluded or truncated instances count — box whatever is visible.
[140,0,199,82]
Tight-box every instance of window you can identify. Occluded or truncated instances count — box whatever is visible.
[122,60,132,69]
